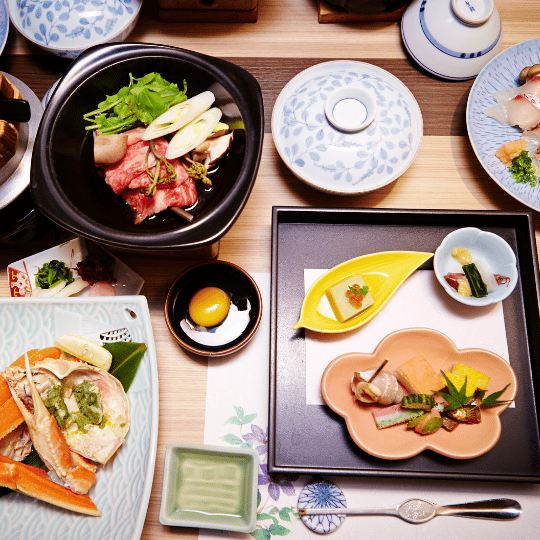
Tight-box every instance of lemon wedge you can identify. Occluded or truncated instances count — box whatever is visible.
[54,335,112,371]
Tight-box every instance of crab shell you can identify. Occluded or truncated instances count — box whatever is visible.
[7,358,130,465]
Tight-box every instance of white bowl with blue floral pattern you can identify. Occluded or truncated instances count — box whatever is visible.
[8,0,142,58]
[271,60,423,194]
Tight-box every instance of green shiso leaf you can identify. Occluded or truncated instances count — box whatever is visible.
[105,342,147,392]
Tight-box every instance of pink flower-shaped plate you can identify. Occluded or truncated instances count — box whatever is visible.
[321,327,517,460]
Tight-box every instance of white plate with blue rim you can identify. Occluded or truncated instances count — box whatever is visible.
[467,37,540,212]
[0,0,8,56]
[271,60,423,194]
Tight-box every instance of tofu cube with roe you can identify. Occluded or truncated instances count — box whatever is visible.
[325,275,374,323]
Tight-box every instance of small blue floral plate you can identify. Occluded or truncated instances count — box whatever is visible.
[467,37,540,212]
[271,60,423,194]
[7,0,142,58]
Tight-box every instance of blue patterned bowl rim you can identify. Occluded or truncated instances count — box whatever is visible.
[7,0,142,53]
[0,0,8,55]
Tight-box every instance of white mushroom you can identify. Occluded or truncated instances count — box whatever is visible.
[191,132,234,168]
[94,133,128,166]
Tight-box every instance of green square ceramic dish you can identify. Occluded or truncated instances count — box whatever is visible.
[159,442,259,532]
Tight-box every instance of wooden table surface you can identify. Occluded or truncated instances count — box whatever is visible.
[1,1,540,538]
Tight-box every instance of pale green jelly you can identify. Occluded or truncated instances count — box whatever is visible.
[176,454,245,516]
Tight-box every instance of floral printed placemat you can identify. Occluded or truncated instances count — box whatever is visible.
[201,274,540,540]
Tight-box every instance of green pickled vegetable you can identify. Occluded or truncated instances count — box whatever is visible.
[401,394,436,411]
[462,262,488,298]
[407,413,428,429]
[35,260,74,290]
[420,417,443,435]
[509,151,538,187]
[83,72,188,135]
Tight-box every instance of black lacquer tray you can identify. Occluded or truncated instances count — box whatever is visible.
[269,207,540,482]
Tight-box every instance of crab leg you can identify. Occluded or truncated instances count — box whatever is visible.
[6,353,97,495]
[0,454,100,516]
[0,376,24,441]
[0,348,62,444]
[9,347,61,370]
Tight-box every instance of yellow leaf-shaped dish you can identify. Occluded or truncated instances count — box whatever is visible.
[293,251,433,333]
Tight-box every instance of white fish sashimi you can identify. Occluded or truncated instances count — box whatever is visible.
[142,91,215,141]
[33,281,67,297]
[54,278,90,297]
[484,93,540,131]
[521,128,540,173]
[492,75,540,103]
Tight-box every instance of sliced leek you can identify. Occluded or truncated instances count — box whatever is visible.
[142,91,215,141]
[165,108,223,160]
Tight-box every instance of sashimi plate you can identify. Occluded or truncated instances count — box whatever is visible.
[467,37,540,212]
[321,328,517,460]
[0,296,158,540]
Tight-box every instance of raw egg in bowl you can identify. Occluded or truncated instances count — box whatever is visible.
[165,261,262,357]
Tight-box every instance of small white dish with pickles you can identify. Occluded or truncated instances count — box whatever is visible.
[434,227,518,306]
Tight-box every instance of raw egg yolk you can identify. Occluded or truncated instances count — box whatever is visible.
[188,287,230,328]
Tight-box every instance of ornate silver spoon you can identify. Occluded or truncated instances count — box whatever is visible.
[297,480,521,533]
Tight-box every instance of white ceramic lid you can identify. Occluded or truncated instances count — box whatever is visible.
[271,60,423,194]
[401,0,502,80]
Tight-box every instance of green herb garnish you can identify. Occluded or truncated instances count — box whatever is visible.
[462,262,488,298]
[186,161,212,187]
[83,72,188,135]
[35,260,74,290]
[434,372,511,411]
[477,384,511,407]
[348,285,369,296]
[509,150,538,187]
[105,341,147,393]
[435,372,474,411]
[142,140,177,197]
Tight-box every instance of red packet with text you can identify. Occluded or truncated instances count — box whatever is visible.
[8,267,32,297]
